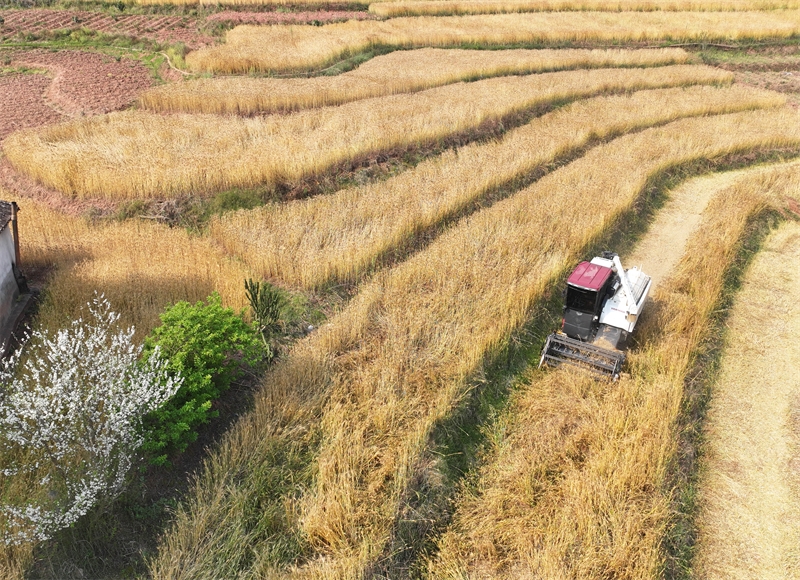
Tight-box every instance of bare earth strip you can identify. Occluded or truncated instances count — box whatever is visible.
[626,164,793,286]
[695,220,800,580]
[0,74,63,141]
[9,50,153,118]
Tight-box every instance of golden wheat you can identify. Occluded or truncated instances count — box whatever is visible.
[186,11,800,73]
[694,217,800,578]
[15,199,251,339]
[140,47,689,115]
[3,65,729,200]
[210,84,782,289]
[290,110,800,580]
[0,544,31,580]
[427,163,800,579]
[371,0,800,17]
[148,109,800,579]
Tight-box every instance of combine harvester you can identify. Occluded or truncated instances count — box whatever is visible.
[539,252,651,380]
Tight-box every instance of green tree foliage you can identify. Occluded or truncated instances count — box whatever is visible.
[141,293,262,466]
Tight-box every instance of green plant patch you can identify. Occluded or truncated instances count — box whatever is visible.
[141,293,264,466]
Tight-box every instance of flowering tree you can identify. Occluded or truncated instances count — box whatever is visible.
[0,296,182,545]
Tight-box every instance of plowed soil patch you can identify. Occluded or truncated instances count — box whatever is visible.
[0,9,214,48]
[0,72,63,140]
[8,49,154,117]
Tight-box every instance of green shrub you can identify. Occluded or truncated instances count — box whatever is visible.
[141,293,263,466]
[244,278,284,359]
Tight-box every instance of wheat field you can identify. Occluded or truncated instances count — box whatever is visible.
[5,0,800,573]
[148,109,800,578]
[428,164,800,578]
[210,84,782,289]
[139,47,689,115]
[186,11,800,73]
[134,0,374,4]
[14,198,251,339]
[3,65,729,200]
[694,217,800,579]
[371,0,800,17]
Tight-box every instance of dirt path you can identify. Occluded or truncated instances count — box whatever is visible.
[694,220,800,580]
[626,164,792,287]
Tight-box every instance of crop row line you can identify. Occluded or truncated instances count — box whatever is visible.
[3,65,729,200]
[148,108,800,578]
[210,83,782,289]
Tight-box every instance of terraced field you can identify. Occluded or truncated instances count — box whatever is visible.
[695,215,800,580]
[188,11,800,73]
[2,0,800,577]
[370,0,800,16]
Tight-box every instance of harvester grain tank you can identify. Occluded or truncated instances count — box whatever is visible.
[539,251,651,379]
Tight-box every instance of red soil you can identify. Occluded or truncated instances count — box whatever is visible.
[0,9,214,49]
[9,49,154,117]
[0,49,154,214]
[0,73,64,140]
[205,10,378,25]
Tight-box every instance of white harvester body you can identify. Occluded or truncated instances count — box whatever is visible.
[539,252,651,379]
[594,255,651,333]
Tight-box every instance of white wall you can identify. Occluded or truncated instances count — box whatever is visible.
[0,226,19,324]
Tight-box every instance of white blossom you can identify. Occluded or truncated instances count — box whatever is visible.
[0,295,182,545]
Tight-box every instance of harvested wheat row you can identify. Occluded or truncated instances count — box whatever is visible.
[186,10,800,73]
[210,84,782,289]
[3,65,729,200]
[15,199,251,339]
[148,109,800,579]
[289,110,800,580]
[371,0,800,17]
[694,218,800,578]
[427,163,800,579]
[139,47,689,115]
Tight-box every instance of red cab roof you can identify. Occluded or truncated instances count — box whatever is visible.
[567,261,612,291]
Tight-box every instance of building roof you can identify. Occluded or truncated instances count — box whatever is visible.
[567,261,613,292]
[0,202,11,234]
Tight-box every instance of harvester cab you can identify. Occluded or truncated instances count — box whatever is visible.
[539,251,651,380]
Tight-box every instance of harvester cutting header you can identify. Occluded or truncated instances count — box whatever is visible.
[539,252,651,380]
